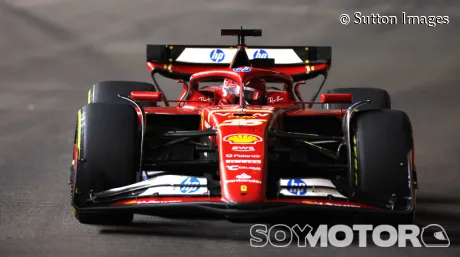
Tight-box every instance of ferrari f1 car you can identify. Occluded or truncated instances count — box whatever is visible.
[70,28,417,225]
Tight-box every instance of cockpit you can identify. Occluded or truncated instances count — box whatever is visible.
[178,71,298,108]
[219,78,267,105]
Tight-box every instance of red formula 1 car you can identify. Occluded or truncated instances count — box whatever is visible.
[70,28,417,225]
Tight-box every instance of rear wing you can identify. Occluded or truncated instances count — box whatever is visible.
[146,45,331,82]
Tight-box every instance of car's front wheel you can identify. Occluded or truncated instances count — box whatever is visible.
[352,109,416,223]
[71,103,140,225]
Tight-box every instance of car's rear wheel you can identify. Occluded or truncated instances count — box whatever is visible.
[323,87,391,110]
[352,109,415,223]
[72,103,139,225]
[88,80,158,106]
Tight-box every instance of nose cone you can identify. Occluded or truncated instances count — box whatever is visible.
[205,107,273,203]
[219,126,267,202]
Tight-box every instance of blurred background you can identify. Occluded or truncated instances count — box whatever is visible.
[0,0,459,256]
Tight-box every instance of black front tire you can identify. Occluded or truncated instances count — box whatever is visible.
[72,103,139,225]
[352,109,415,223]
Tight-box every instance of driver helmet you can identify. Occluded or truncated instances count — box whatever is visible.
[243,79,266,104]
[222,78,240,96]
[222,78,266,104]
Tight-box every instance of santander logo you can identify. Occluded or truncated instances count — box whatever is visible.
[236,173,251,179]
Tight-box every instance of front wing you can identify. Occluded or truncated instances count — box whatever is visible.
[73,174,414,221]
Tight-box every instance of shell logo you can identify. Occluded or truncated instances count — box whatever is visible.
[223,134,263,144]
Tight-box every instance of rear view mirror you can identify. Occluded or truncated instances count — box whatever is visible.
[320,93,352,104]
[294,80,306,87]
[294,81,306,107]
[130,91,164,102]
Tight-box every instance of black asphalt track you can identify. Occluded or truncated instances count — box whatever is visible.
[0,0,459,256]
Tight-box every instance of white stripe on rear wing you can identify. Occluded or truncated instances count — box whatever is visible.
[175,48,302,64]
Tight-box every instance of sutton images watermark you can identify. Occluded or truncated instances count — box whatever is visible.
[339,12,449,27]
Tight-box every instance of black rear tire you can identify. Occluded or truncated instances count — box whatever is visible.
[323,87,391,110]
[72,103,139,225]
[352,109,415,223]
[88,80,158,106]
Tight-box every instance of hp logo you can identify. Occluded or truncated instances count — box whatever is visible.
[253,49,268,59]
[210,49,225,63]
[180,177,200,193]
[233,67,251,72]
[287,179,307,196]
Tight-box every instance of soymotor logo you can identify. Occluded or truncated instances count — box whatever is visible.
[250,224,450,247]
[210,49,225,62]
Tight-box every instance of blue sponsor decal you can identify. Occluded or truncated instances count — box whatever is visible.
[180,177,200,193]
[210,49,225,63]
[141,171,148,181]
[287,179,307,196]
[233,67,251,72]
[253,49,268,59]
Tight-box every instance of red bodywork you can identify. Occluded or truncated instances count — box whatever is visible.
[107,60,376,209]
[113,197,378,209]
[70,30,419,222]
